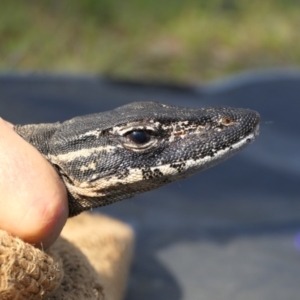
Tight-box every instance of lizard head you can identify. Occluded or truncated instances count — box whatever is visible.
[46,102,260,216]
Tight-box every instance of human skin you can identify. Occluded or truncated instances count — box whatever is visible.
[0,118,68,249]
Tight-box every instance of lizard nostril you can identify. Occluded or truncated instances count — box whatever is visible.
[221,117,234,126]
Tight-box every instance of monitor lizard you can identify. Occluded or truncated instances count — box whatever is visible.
[14,101,260,217]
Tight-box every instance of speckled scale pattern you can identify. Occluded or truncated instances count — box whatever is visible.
[14,102,260,217]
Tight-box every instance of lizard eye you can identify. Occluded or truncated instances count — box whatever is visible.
[126,130,151,144]
[122,128,158,151]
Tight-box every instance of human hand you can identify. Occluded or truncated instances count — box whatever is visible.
[0,118,68,249]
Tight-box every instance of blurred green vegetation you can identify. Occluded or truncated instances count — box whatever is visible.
[0,0,299,82]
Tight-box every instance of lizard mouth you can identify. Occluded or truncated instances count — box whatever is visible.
[247,123,260,143]
[242,117,260,145]
[166,114,260,178]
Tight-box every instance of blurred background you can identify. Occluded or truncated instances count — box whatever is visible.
[1,1,300,300]
[1,0,299,81]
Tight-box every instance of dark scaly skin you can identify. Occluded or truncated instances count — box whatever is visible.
[14,102,260,217]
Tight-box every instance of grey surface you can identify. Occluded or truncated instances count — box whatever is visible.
[0,69,299,300]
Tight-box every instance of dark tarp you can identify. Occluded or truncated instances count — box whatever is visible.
[1,69,300,300]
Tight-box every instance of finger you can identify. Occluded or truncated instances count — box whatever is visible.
[0,118,68,249]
